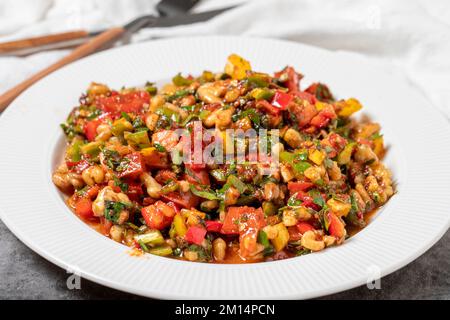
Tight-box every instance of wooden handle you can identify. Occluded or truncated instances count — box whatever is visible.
[0,30,90,53]
[0,27,125,112]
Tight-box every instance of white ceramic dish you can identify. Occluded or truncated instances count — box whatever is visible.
[1,36,450,299]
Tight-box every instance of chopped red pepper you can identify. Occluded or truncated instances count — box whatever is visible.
[296,222,315,234]
[274,66,302,92]
[125,183,143,201]
[185,226,207,245]
[84,120,100,141]
[161,191,200,209]
[327,212,346,239]
[117,152,145,179]
[83,113,112,141]
[184,164,210,185]
[205,220,223,233]
[271,91,293,110]
[67,160,90,174]
[287,181,314,193]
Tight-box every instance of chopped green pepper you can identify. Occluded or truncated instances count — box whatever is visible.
[247,73,270,88]
[160,180,179,194]
[167,89,190,102]
[66,139,83,161]
[80,141,104,157]
[148,245,173,256]
[250,88,275,101]
[227,175,247,194]
[111,117,133,137]
[279,151,311,175]
[134,229,165,246]
[172,73,193,86]
[262,201,277,216]
[190,185,220,200]
[124,131,151,149]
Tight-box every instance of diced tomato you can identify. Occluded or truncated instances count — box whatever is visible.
[67,160,90,174]
[165,201,181,213]
[185,226,207,245]
[305,82,333,101]
[154,169,177,184]
[288,100,318,128]
[96,91,149,114]
[85,185,100,199]
[142,197,157,206]
[321,133,348,158]
[117,152,145,179]
[292,90,317,105]
[141,200,175,230]
[288,226,303,241]
[83,113,112,141]
[205,220,223,233]
[186,163,206,170]
[296,222,315,234]
[221,206,266,235]
[141,149,170,169]
[287,181,314,193]
[184,164,210,185]
[100,217,113,236]
[327,212,346,239]
[239,227,258,258]
[295,191,322,211]
[161,191,200,209]
[294,191,313,202]
[274,66,302,92]
[84,120,100,141]
[75,198,95,220]
[271,91,293,110]
[256,100,280,115]
[152,130,180,150]
[310,105,337,128]
[125,183,143,201]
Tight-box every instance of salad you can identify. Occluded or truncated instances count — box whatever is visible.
[52,54,394,263]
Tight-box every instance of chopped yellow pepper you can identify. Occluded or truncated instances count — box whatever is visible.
[373,136,385,158]
[308,149,325,165]
[337,142,356,165]
[315,101,327,111]
[337,98,362,117]
[173,214,187,237]
[140,147,156,157]
[327,198,351,217]
[111,118,133,137]
[224,54,251,80]
[271,223,290,252]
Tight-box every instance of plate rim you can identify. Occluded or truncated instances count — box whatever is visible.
[1,35,450,299]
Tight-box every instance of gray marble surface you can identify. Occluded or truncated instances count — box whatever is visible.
[0,219,449,300]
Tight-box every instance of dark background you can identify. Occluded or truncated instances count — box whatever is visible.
[1,220,448,300]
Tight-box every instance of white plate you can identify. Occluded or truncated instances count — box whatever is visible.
[1,36,450,300]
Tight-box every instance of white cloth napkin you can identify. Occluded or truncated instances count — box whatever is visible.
[1,0,449,120]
